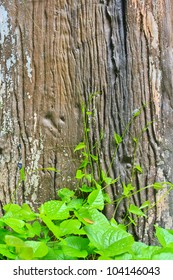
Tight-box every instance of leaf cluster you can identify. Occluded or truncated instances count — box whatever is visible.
[1,188,173,260]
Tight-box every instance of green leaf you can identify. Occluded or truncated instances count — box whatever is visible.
[76,208,109,228]
[101,170,113,185]
[39,201,69,220]
[87,189,104,210]
[79,184,95,193]
[140,200,151,209]
[74,142,86,152]
[103,192,112,204]
[25,223,36,238]
[128,204,146,217]
[3,218,25,234]
[40,215,62,239]
[85,225,134,257]
[134,165,143,173]
[153,182,164,190]
[60,219,81,235]
[75,170,85,179]
[67,198,84,210]
[20,166,26,181]
[155,226,173,248]
[58,188,75,202]
[0,244,16,259]
[133,109,141,117]
[114,253,133,260]
[24,241,48,258]
[152,248,173,260]
[133,137,138,143]
[123,183,135,197]
[114,132,123,145]
[60,236,89,258]
[3,203,36,221]
[130,242,163,260]
[18,246,33,260]
[85,174,92,182]
[5,235,24,247]
[32,221,42,236]
[3,204,21,215]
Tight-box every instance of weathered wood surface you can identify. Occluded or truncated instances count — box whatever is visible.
[0,0,173,243]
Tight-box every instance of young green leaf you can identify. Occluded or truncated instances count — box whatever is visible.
[59,219,81,235]
[155,226,173,248]
[20,166,26,181]
[60,236,89,258]
[40,215,62,239]
[85,225,134,257]
[101,170,112,185]
[39,201,69,220]
[58,188,75,202]
[74,142,86,152]
[128,204,146,217]
[134,165,143,173]
[67,198,84,210]
[24,241,48,259]
[2,218,25,234]
[79,184,94,193]
[0,244,16,259]
[75,170,85,179]
[132,108,141,117]
[153,182,164,190]
[140,200,151,209]
[87,189,104,210]
[114,132,123,145]
[123,183,135,197]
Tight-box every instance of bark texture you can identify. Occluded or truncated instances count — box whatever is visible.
[0,0,173,243]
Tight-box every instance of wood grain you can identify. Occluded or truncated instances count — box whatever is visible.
[0,0,173,243]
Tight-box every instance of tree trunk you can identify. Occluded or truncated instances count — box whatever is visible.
[0,0,173,243]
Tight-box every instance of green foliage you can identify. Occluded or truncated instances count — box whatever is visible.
[1,192,173,259]
[1,94,173,260]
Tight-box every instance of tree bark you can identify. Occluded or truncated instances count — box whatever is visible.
[0,0,173,243]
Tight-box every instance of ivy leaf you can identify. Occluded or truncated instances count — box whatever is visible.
[153,182,164,190]
[3,218,25,234]
[20,166,26,181]
[75,170,85,179]
[101,170,113,185]
[155,226,173,248]
[132,108,141,117]
[128,204,146,217]
[134,165,143,173]
[60,236,89,258]
[114,132,122,145]
[87,189,104,210]
[58,188,75,202]
[39,201,69,220]
[79,184,94,193]
[40,215,62,239]
[0,244,16,259]
[24,241,48,259]
[140,200,151,209]
[123,183,135,197]
[74,142,86,152]
[60,219,81,235]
